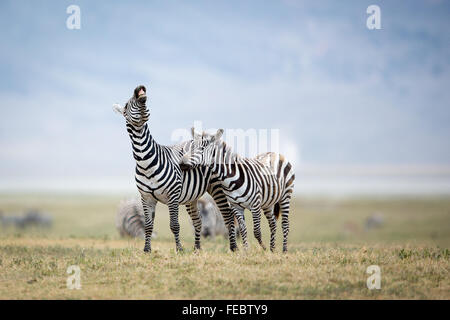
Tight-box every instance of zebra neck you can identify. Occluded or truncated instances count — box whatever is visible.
[212,142,239,180]
[127,123,159,165]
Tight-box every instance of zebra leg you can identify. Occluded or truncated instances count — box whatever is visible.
[208,186,237,252]
[234,207,249,250]
[263,207,277,252]
[225,214,238,252]
[279,195,292,253]
[186,201,202,251]
[168,200,184,252]
[141,197,156,253]
[215,203,238,252]
[251,207,266,250]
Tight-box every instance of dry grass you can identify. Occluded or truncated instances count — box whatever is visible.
[0,194,449,299]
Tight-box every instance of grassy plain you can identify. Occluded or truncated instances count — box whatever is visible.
[0,194,449,299]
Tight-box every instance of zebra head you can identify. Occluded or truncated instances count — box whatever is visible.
[180,128,224,171]
[113,85,149,128]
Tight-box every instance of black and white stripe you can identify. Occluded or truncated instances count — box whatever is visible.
[116,198,158,239]
[113,85,238,252]
[197,195,229,239]
[180,129,295,252]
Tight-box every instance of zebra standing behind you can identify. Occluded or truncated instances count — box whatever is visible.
[112,85,238,253]
[116,198,157,239]
[197,195,228,239]
[180,129,295,252]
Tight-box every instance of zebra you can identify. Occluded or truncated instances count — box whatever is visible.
[197,195,227,239]
[112,85,238,253]
[0,212,27,229]
[22,210,52,228]
[116,198,158,239]
[180,129,295,252]
[196,195,241,240]
[0,210,52,229]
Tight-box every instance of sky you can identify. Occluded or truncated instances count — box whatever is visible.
[1,0,449,194]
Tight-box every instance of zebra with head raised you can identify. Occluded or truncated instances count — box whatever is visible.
[113,85,238,253]
[180,129,295,252]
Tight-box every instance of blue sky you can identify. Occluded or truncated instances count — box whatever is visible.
[1,0,449,193]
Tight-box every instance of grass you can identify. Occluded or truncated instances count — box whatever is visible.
[0,194,449,299]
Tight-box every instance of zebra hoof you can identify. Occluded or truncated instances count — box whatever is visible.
[143,248,151,253]
[176,246,184,253]
[230,245,238,252]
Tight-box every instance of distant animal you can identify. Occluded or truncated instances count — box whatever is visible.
[112,85,237,253]
[116,198,157,239]
[0,212,26,228]
[191,195,241,240]
[0,210,52,229]
[197,196,228,239]
[180,129,295,252]
[365,213,384,231]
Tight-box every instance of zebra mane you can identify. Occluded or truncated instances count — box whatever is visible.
[170,140,193,162]
[216,139,242,164]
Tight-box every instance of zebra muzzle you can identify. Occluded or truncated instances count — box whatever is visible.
[180,163,191,171]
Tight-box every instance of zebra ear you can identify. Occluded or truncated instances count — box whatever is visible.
[113,103,124,115]
[191,127,201,139]
[213,128,224,141]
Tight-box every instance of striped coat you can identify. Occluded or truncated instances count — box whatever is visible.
[113,86,238,252]
[197,195,228,239]
[180,129,295,252]
[116,198,157,239]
